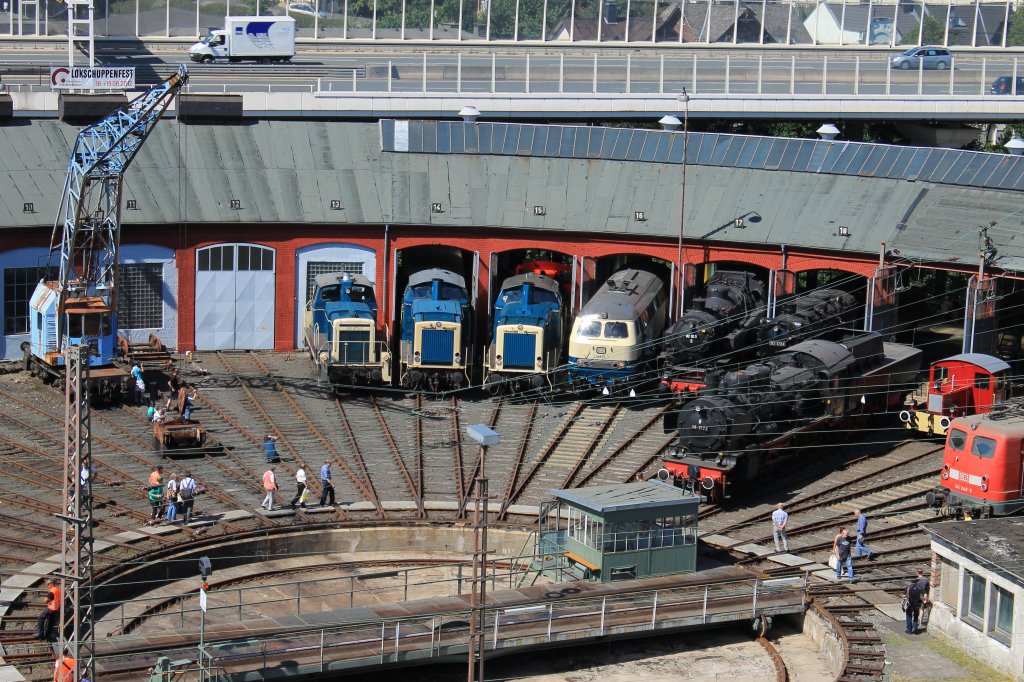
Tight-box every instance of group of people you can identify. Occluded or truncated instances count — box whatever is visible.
[261,459,336,512]
[147,465,198,524]
[771,502,931,634]
[771,504,877,581]
[135,366,198,421]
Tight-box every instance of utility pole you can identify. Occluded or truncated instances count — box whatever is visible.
[465,424,500,682]
[58,344,95,682]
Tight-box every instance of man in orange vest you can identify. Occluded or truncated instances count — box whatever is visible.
[36,579,61,641]
[53,655,74,682]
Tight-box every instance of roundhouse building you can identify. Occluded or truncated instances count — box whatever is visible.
[1,118,1023,362]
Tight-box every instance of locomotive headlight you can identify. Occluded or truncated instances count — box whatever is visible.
[517,324,524,331]
[495,355,502,366]
[942,471,949,480]
[614,362,625,369]
[414,351,421,360]
[981,483,989,492]
[435,321,443,328]
[454,352,462,361]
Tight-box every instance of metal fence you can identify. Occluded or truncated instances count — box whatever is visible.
[1,0,1021,47]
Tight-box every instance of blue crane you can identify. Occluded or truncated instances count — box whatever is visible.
[24,65,188,399]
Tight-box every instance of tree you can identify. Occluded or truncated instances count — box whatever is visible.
[1007,5,1024,46]
[903,14,946,46]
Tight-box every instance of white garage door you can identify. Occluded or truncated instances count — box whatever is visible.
[195,244,275,350]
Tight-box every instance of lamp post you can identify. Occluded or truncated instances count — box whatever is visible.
[465,424,500,682]
[676,89,690,317]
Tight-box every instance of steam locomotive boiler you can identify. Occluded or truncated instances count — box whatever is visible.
[662,270,766,366]
[757,288,860,354]
[660,332,922,501]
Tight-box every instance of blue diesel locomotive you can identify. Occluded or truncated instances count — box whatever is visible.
[484,272,566,394]
[399,268,473,391]
[567,269,668,393]
[304,272,392,386]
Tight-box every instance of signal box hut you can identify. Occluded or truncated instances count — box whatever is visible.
[537,480,699,583]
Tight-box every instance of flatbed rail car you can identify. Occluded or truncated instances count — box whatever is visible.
[900,353,1011,437]
[153,417,222,458]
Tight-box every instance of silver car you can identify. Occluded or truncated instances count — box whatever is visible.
[890,47,952,70]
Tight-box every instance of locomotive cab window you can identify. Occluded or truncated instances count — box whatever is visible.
[534,290,559,306]
[349,284,373,303]
[320,285,341,302]
[605,322,630,339]
[934,366,949,384]
[975,375,990,390]
[970,435,997,459]
[948,428,967,452]
[578,319,602,338]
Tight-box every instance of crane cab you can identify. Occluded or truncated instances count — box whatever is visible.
[25,282,128,400]
[29,283,118,369]
[900,353,1010,436]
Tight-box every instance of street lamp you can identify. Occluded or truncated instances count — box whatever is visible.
[817,123,840,141]
[674,89,690,318]
[465,424,500,682]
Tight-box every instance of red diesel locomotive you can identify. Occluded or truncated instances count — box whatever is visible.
[927,404,1024,518]
[900,353,1009,437]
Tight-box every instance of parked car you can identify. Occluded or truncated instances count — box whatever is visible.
[890,47,952,70]
[991,76,1024,95]
[288,2,325,18]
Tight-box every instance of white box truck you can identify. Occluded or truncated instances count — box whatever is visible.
[189,16,295,64]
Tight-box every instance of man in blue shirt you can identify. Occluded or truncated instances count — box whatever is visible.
[853,509,874,559]
[263,434,280,463]
[319,459,335,506]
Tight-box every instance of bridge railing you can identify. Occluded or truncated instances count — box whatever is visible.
[165,574,805,679]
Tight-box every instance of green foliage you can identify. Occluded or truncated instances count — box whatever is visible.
[903,14,946,46]
[1008,5,1024,46]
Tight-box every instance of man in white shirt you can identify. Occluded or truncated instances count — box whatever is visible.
[771,503,789,552]
[179,474,197,523]
[290,468,308,509]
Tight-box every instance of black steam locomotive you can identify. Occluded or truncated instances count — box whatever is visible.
[757,288,860,355]
[660,332,922,501]
[662,270,767,365]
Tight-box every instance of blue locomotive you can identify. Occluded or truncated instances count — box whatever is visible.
[484,272,567,394]
[304,272,392,386]
[399,268,473,391]
[567,269,668,393]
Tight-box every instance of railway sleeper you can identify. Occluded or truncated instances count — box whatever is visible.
[844,662,885,674]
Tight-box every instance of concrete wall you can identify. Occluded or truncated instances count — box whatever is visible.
[928,543,1024,677]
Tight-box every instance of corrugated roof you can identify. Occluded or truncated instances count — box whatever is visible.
[552,480,700,514]
[0,119,1022,275]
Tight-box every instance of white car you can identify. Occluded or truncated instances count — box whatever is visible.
[288,2,325,19]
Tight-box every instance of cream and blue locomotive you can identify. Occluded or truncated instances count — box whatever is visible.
[304,272,391,387]
[567,269,668,392]
[484,272,566,394]
[399,268,473,391]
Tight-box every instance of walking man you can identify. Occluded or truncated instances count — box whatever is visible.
[906,576,925,634]
[290,467,307,509]
[165,368,182,410]
[853,509,874,559]
[179,472,197,524]
[833,527,854,580]
[319,459,335,506]
[262,466,277,511]
[771,503,789,552]
[35,579,60,641]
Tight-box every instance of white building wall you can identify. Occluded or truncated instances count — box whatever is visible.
[0,246,48,361]
[929,543,1024,678]
[119,244,179,350]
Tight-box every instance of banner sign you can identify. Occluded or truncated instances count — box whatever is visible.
[50,66,136,90]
